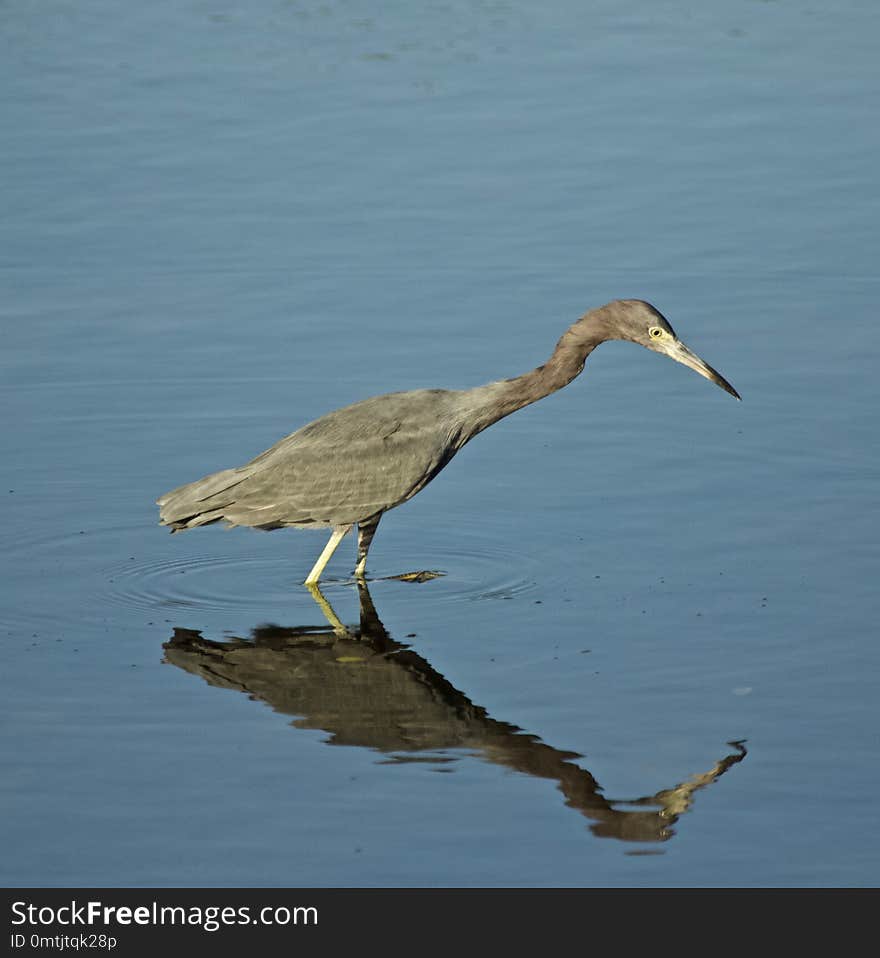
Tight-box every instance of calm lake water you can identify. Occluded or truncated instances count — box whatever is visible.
[2,0,878,887]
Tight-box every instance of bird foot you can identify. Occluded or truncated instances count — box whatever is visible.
[384,570,446,583]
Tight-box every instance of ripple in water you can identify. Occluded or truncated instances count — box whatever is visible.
[370,523,542,603]
[102,551,307,616]
[103,520,544,617]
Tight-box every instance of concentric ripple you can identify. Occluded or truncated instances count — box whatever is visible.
[362,520,545,603]
[98,517,547,621]
[101,550,309,616]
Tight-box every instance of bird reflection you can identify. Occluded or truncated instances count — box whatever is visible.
[163,582,746,844]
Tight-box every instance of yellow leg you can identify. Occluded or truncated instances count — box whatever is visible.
[304,525,352,585]
[355,515,381,579]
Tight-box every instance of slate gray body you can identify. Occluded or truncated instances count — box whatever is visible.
[158,387,494,532]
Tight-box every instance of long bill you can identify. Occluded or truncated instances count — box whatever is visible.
[666,339,741,400]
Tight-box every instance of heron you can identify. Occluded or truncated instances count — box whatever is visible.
[157,299,739,584]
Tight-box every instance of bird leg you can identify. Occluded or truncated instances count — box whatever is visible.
[304,525,352,585]
[355,514,382,578]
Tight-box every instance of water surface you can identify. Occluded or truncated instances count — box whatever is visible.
[2,0,878,887]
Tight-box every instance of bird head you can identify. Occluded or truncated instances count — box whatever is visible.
[607,299,741,400]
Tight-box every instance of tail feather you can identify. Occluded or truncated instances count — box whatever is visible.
[157,467,250,531]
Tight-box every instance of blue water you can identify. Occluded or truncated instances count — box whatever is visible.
[2,0,878,887]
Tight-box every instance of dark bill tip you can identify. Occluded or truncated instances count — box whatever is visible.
[671,340,741,401]
[710,370,741,401]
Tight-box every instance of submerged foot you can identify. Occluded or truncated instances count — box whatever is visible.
[384,570,446,583]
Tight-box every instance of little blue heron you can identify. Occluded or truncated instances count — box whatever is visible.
[157,299,739,584]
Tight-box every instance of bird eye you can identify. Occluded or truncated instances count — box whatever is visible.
[649,326,664,339]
